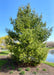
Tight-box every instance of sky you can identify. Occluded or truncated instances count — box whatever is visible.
[0,0,54,41]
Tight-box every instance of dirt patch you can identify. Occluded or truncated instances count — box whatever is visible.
[0,56,54,75]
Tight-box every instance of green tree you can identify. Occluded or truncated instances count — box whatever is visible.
[0,36,7,49]
[6,4,52,65]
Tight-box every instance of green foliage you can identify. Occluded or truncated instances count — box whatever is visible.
[42,68,47,71]
[33,71,37,74]
[47,47,54,50]
[6,4,52,65]
[0,36,8,49]
[7,67,10,70]
[36,68,39,71]
[9,71,13,74]
[11,65,15,69]
[0,60,7,67]
[20,71,25,75]
[26,67,30,71]
[18,68,22,71]
[43,61,54,67]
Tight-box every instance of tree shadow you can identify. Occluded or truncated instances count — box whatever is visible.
[0,58,18,73]
[0,57,38,73]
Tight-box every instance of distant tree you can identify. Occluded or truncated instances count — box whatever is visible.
[0,36,7,49]
[6,4,52,65]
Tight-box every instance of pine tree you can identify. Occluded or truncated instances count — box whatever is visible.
[6,4,52,65]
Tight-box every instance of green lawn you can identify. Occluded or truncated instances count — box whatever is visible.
[43,61,54,67]
[0,50,10,56]
[0,60,8,67]
[47,47,54,50]
[0,50,10,69]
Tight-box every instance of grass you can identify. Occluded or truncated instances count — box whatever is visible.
[43,61,54,67]
[36,68,39,71]
[47,47,54,50]
[0,60,8,67]
[17,68,22,71]
[33,71,37,74]
[9,71,13,74]
[20,71,25,75]
[42,68,47,71]
[26,67,30,71]
[0,50,10,56]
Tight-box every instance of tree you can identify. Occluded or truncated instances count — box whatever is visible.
[6,4,52,65]
[0,36,7,49]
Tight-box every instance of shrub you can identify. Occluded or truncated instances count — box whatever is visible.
[26,67,30,71]
[42,68,47,71]
[36,68,39,71]
[9,71,13,74]
[18,68,22,71]
[12,66,15,69]
[20,71,25,75]
[33,71,37,74]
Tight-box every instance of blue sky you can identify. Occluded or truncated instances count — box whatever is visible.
[0,0,54,41]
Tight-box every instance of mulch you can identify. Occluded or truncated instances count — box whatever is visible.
[0,56,54,75]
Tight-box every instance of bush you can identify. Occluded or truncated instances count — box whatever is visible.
[9,71,13,74]
[26,67,30,71]
[11,65,15,69]
[20,71,25,75]
[42,68,47,71]
[33,71,37,74]
[18,68,22,71]
[36,68,39,71]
